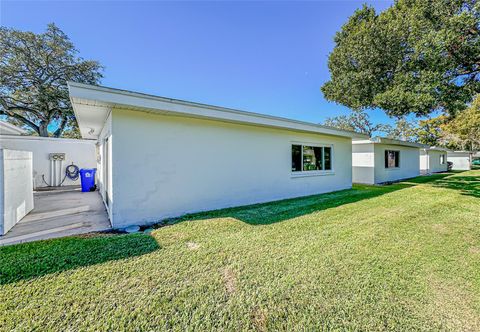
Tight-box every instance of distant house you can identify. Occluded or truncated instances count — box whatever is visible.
[447,151,473,170]
[420,147,449,174]
[68,82,368,228]
[352,137,426,185]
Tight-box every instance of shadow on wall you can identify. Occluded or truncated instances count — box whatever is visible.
[165,171,475,226]
[0,233,160,285]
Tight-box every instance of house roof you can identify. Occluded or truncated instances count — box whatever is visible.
[423,146,450,152]
[68,82,369,140]
[0,120,27,136]
[353,137,428,149]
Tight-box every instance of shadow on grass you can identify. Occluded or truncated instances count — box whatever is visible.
[433,176,480,198]
[405,171,479,197]
[167,183,416,226]
[165,171,478,226]
[0,233,160,285]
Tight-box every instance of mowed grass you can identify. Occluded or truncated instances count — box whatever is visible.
[1,171,480,331]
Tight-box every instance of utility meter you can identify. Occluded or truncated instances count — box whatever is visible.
[49,153,66,161]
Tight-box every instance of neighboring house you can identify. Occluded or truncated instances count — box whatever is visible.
[352,137,426,185]
[0,135,96,189]
[68,82,368,228]
[420,147,449,175]
[0,120,27,135]
[447,151,473,170]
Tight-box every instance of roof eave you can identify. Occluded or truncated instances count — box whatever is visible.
[67,82,369,140]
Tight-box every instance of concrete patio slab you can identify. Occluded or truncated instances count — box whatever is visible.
[0,186,111,246]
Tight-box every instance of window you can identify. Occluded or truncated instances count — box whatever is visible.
[440,154,446,164]
[292,144,332,172]
[385,150,400,168]
[291,145,302,172]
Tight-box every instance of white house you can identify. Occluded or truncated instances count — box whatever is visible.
[420,147,449,174]
[352,137,426,185]
[68,82,368,228]
[447,151,472,170]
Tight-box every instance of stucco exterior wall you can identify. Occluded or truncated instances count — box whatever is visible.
[421,150,448,174]
[109,108,353,228]
[96,112,113,222]
[374,144,420,183]
[447,152,471,170]
[0,149,34,235]
[0,135,96,188]
[352,143,375,184]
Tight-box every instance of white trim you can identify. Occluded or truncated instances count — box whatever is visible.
[68,82,369,140]
[354,137,427,149]
[291,171,335,178]
[0,121,27,135]
[0,134,96,144]
[291,142,334,175]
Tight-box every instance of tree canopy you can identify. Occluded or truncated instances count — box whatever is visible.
[324,110,392,137]
[0,24,102,137]
[322,0,480,118]
[443,95,480,151]
[384,117,419,142]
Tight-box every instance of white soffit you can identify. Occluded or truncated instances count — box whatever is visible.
[353,137,428,149]
[68,82,369,140]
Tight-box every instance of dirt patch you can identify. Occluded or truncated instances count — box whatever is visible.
[186,242,200,250]
[468,247,480,255]
[428,276,480,331]
[251,307,267,331]
[432,223,449,235]
[223,267,236,295]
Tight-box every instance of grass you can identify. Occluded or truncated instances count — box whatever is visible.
[1,171,479,331]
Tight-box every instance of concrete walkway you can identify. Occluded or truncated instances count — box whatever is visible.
[0,186,111,246]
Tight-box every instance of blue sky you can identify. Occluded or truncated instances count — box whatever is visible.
[1,0,397,127]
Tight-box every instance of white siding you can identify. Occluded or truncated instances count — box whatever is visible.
[97,112,113,223]
[0,149,34,235]
[353,142,421,184]
[420,150,429,174]
[447,152,471,170]
[109,108,353,228]
[0,136,96,188]
[374,144,420,183]
[352,143,375,184]
[420,150,448,174]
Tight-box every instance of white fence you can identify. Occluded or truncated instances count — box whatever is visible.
[0,149,34,235]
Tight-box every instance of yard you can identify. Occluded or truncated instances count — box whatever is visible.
[1,171,479,331]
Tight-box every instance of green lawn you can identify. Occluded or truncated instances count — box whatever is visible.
[1,171,479,331]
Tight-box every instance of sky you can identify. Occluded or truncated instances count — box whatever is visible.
[1,0,396,128]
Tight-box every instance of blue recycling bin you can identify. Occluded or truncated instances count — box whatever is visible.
[79,168,96,192]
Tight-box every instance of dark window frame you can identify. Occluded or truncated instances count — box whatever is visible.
[385,150,400,168]
[291,144,333,172]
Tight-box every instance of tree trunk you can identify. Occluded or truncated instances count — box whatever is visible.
[53,116,68,138]
[38,122,49,137]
